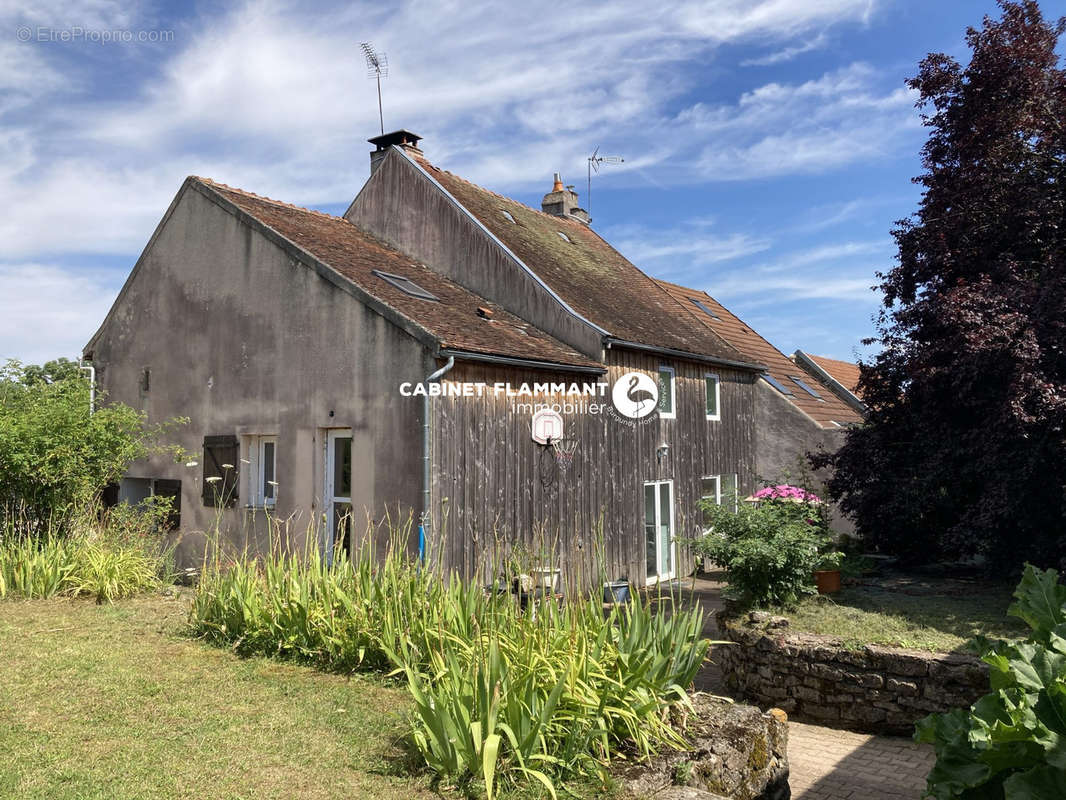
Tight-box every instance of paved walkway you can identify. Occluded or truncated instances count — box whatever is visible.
[680,574,936,800]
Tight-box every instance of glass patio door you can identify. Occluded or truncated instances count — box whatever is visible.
[644,480,674,583]
[325,430,352,561]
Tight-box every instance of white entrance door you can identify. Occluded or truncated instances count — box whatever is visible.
[324,429,353,561]
[644,480,675,583]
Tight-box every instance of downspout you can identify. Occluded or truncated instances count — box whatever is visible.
[420,355,455,563]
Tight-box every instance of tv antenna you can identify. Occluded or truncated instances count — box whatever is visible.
[361,42,388,135]
[587,146,624,221]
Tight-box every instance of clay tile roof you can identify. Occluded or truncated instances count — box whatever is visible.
[804,354,863,399]
[654,278,863,428]
[411,157,758,368]
[193,177,598,371]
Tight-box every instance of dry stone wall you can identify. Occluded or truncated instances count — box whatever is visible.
[716,612,989,734]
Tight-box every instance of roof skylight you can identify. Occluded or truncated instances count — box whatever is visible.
[789,375,824,400]
[371,270,439,302]
[556,231,571,243]
[761,373,794,396]
[688,297,721,320]
[500,210,516,223]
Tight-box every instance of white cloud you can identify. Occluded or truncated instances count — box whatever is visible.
[741,32,830,66]
[604,220,771,269]
[679,63,918,180]
[0,263,122,363]
[0,0,909,362]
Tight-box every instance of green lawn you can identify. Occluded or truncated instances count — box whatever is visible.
[0,594,436,800]
[770,577,1028,653]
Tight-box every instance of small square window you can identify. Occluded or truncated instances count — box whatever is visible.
[658,366,675,418]
[705,373,721,420]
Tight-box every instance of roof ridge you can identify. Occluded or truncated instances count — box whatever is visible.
[413,157,592,230]
[192,176,338,220]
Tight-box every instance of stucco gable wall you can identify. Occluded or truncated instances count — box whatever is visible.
[90,185,428,563]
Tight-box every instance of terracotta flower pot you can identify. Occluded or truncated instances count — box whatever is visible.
[814,569,841,594]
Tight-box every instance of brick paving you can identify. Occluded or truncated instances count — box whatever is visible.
[788,720,934,799]
[680,574,936,800]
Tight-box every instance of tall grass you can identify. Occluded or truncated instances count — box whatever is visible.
[189,517,711,798]
[0,504,174,603]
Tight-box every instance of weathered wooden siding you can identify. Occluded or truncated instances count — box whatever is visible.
[427,351,757,588]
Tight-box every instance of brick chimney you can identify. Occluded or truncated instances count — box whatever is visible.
[541,173,589,225]
[369,130,423,174]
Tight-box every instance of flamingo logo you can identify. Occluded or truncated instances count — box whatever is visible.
[611,372,659,419]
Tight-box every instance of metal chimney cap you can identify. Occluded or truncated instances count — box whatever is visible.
[368,130,423,151]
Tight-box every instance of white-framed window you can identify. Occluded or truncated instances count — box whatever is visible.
[644,480,675,583]
[701,473,739,531]
[243,435,277,508]
[657,365,675,418]
[705,373,721,421]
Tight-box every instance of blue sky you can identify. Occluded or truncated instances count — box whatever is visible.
[0,0,1044,365]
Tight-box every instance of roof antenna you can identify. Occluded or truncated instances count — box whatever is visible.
[587,146,624,223]
[361,42,388,135]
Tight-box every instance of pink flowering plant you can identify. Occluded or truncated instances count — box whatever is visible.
[750,485,823,503]
[691,484,839,607]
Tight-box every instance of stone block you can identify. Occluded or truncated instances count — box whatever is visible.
[810,663,844,681]
[617,694,789,800]
[886,677,919,696]
[867,645,929,677]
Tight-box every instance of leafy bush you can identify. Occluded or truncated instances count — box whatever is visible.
[916,564,1066,798]
[690,492,834,608]
[0,359,184,532]
[0,505,174,602]
[189,528,710,798]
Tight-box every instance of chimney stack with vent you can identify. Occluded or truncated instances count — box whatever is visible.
[541,173,590,225]
[369,130,423,174]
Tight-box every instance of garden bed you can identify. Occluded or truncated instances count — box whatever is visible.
[768,564,1025,652]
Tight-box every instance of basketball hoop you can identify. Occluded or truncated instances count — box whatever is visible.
[551,437,579,471]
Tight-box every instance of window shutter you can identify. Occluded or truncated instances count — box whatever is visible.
[202,435,239,507]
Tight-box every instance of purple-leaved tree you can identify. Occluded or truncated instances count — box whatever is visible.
[815,0,1066,568]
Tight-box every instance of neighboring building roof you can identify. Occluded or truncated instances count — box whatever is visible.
[654,278,864,428]
[792,350,867,415]
[194,177,600,372]
[410,156,760,370]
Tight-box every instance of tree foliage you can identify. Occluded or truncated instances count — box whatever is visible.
[0,359,180,530]
[816,1,1066,567]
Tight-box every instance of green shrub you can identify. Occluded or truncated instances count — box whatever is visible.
[690,496,834,608]
[189,528,711,798]
[916,564,1066,798]
[0,358,185,533]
